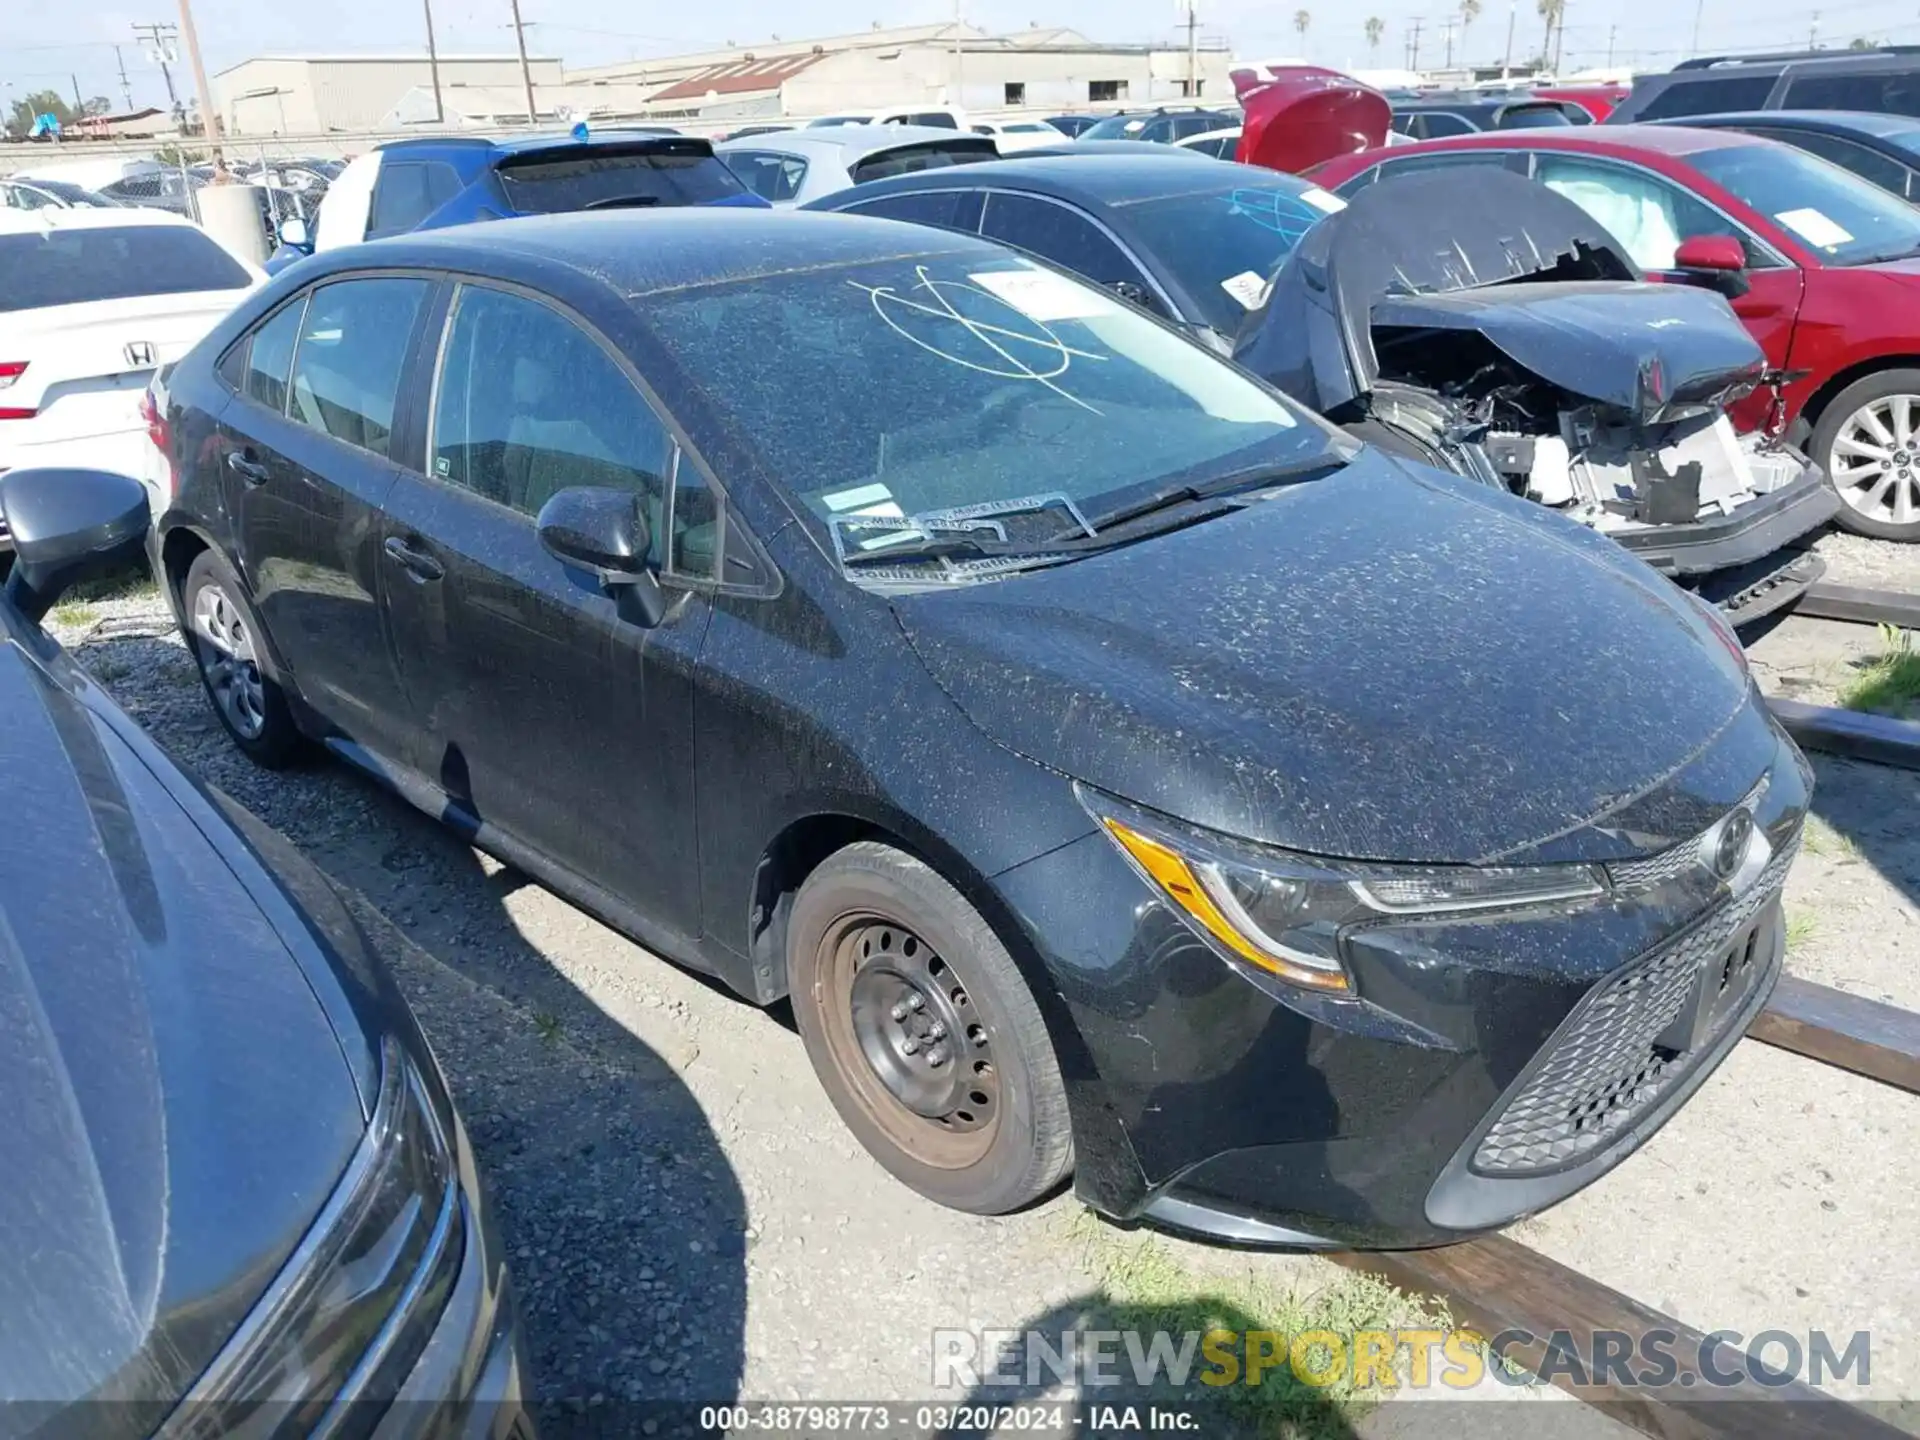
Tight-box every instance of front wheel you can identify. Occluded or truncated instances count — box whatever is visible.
[787,841,1073,1214]
[1810,370,1920,541]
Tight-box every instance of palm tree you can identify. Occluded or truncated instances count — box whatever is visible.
[1365,14,1385,56]
[1537,0,1565,70]
[1294,8,1312,52]
[1460,0,1482,59]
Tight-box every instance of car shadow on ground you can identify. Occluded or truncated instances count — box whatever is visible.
[66,618,750,1437]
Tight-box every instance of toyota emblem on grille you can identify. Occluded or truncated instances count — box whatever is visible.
[125,341,156,367]
[1704,808,1755,883]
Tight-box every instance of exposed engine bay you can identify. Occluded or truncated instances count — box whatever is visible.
[1234,166,1842,619]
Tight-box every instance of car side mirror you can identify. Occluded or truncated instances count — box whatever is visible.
[1,468,151,624]
[536,485,666,627]
[277,215,311,251]
[1672,235,1750,299]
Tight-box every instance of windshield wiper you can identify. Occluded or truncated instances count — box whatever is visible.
[1073,450,1353,535]
[839,532,1049,567]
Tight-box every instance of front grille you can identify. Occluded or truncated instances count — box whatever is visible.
[1472,830,1798,1177]
[1605,841,1699,893]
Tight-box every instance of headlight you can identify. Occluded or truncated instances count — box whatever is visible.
[1081,788,1606,993]
[161,1036,461,1440]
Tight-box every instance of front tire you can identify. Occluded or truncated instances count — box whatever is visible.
[182,549,304,768]
[1810,369,1920,541]
[787,841,1073,1214]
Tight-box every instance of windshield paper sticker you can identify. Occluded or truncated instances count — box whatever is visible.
[1300,187,1346,213]
[968,269,1120,322]
[1774,208,1854,249]
[1221,270,1271,311]
[820,482,905,519]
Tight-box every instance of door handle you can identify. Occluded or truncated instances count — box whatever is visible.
[383,535,445,583]
[226,452,271,484]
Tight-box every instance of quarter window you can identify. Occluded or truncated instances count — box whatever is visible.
[287,278,430,458]
[243,298,308,413]
[724,150,809,202]
[368,160,464,238]
[430,286,674,559]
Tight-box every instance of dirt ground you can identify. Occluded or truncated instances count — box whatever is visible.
[44,547,1920,1436]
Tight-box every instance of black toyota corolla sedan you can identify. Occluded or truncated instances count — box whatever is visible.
[0,468,528,1432]
[145,209,1806,1248]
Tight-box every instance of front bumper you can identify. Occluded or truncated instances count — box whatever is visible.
[1608,465,1840,579]
[992,725,1808,1250]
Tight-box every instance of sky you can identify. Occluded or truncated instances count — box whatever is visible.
[7,0,1918,115]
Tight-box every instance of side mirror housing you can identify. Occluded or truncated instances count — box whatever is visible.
[1,468,152,623]
[277,215,312,251]
[536,486,666,627]
[1674,235,1746,272]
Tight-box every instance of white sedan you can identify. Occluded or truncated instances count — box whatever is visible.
[0,207,261,515]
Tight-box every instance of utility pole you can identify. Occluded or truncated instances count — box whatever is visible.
[1184,0,1199,98]
[71,74,83,113]
[1552,0,1568,72]
[952,0,964,107]
[1408,17,1424,69]
[1690,0,1706,56]
[114,45,135,110]
[422,0,444,123]
[508,0,537,124]
[133,23,183,124]
[1809,10,1820,47]
[1503,0,1516,75]
[173,0,222,152]
[1442,18,1457,66]
[1607,23,1616,64]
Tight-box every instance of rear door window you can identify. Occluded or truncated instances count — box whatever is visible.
[1409,112,1476,139]
[978,193,1160,309]
[849,141,997,184]
[1636,74,1780,119]
[839,189,983,231]
[1782,69,1920,118]
[367,159,464,237]
[0,225,252,312]
[242,298,309,414]
[723,150,809,202]
[287,278,431,459]
[496,146,747,211]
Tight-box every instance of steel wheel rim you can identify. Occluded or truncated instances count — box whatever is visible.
[816,913,1001,1168]
[191,583,268,740]
[1830,395,1920,525]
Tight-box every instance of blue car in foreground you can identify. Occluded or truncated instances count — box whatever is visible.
[268,129,766,271]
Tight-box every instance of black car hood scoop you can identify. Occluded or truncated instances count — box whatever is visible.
[0,649,364,1437]
[1234,165,1763,423]
[893,450,1760,865]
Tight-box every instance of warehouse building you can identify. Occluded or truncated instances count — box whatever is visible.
[212,54,564,135]
[566,22,1238,122]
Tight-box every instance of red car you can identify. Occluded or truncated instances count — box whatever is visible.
[1533,84,1631,121]
[1310,125,1920,541]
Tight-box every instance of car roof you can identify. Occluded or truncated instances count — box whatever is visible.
[716,124,981,159]
[815,152,1254,207]
[0,205,197,235]
[347,207,1008,298]
[378,130,694,158]
[1398,122,1775,157]
[1662,108,1920,138]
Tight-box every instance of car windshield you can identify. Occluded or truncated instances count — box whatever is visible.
[1689,142,1920,265]
[496,148,747,211]
[1080,114,1154,141]
[0,225,252,312]
[1118,176,1345,333]
[643,249,1331,573]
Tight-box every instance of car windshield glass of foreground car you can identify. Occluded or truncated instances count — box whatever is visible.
[647,251,1338,581]
[1122,177,1345,334]
[0,225,253,312]
[1690,142,1920,266]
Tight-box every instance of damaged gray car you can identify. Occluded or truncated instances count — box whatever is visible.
[1235,166,1841,620]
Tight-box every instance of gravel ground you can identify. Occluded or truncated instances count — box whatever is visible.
[44,576,1919,1434]
[1808,525,1920,593]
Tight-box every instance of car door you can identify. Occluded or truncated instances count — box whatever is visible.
[976,191,1173,318]
[1529,152,1806,430]
[376,281,712,935]
[217,275,435,757]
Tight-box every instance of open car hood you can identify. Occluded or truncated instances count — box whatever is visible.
[1232,65,1391,174]
[1232,165,1763,418]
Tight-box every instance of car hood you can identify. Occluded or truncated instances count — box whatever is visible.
[892,450,1758,865]
[1235,165,1652,415]
[0,638,365,1436]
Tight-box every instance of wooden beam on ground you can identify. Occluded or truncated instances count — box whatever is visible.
[1751,975,1920,1095]
[1766,697,1920,772]
[1330,1235,1904,1440]
[1796,581,1920,631]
